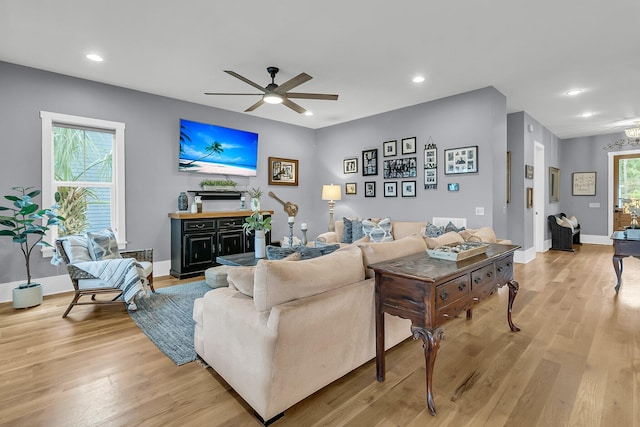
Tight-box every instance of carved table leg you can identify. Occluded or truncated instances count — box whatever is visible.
[375,280,385,382]
[612,255,624,293]
[506,279,521,332]
[411,326,444,416]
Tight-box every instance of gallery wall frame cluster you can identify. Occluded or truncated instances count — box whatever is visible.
[341,137,479,197]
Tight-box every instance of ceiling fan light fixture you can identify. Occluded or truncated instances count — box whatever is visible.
[263,93,283,104]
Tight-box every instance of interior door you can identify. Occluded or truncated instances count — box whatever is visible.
[613,154,640,230]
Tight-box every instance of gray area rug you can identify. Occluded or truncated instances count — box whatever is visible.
[129,280,210,365]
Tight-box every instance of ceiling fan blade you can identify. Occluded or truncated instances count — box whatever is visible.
[286,93,339,101]
[275,73,312,94]
[282,98,307,114]
[244,99,265,112]
[224,70,267,92]
[204,93,263,96]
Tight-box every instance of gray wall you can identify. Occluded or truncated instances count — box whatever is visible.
[315,87,508,235]
[560,132,625,235]
[0,61,515,287]
[0,61,316,284]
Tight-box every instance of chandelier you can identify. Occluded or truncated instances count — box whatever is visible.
[603,121,640,150]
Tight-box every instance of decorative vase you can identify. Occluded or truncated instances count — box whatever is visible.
[254,229,266,258]
[195,196,203,213]
[13,283,43,309]
[178,192,188,211]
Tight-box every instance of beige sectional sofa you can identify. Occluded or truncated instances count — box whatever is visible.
[317,219,511,248]
[193,236,433,424]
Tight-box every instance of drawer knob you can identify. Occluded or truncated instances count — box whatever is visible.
[440,290,449,301]
[474,277,481,284]
[458,283,466,291]
[486,271,493,278]
[497,266,503,273]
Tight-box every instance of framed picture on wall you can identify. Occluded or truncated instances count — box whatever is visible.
[383,140,397,157]
[572,171,596,196]
[384,182,397,197]
[549,167,560,202]
[444,146,478,175]
[345,182,357,195]
[343,157,358,174]
[268,157,299,186]
[401,137,417,155]
[401,181,416,197]
[362,148,378,176]
[365,181,376,197]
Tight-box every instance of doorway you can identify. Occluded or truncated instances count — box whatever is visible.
[534,142,545,252]
[608,149,640,235]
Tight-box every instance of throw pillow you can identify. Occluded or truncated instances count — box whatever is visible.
[362,218,393,243]
[340,217,364,243]
[563,215,579,228]
[425,222,444,238]
[266,244,340,260]
[87,228,120,260]
[556,217,574,231]
[444,221,465,233]
[60,235,93,264]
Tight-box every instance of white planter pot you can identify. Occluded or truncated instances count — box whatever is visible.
[13,283,43,309]
[254,229,266,259]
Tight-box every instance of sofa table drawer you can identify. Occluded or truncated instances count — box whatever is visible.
[435,275,470,309]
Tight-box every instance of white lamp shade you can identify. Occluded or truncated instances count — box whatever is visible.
[322,184,342,201]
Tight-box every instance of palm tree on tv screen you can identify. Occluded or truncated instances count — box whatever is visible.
[184,141,224,166]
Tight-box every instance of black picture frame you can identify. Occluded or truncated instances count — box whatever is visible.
[401,137,417,155]
[447,183,460,192]
[401,181,416,197]
[343,157,358,174]
[444,145,478,175]
[383,140,397,157]
[383,181,397,197]
[345,182,357,195]
[365,181,376,197]
[383,157,417,179]
[424,143,437,189]
[362,148,378,176]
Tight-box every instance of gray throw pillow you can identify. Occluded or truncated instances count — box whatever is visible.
[425,222,444,238]
[266,244,340,260]
[341,217,364,243]
[87,228,120,260]
[444,221,465,233]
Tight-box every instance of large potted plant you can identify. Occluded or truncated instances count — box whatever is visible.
[0,187,65,308]
[242,212,271,259]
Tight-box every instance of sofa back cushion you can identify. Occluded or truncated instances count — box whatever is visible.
[357,234,427,278]
[253,245,365,312]
[392,221,427,240]
[464,226,497,243]
[423,231,465,249]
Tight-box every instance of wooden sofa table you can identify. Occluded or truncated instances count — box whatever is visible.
[369,243,521,416]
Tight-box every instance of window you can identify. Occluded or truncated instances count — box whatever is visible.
[41,111,126,254]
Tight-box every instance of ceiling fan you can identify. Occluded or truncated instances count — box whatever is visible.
[205,67,338,114]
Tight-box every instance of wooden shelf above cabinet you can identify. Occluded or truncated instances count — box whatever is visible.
[168,210,274,219]
[188,190,242,200]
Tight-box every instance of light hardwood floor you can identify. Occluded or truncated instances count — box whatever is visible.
[1,244,638,427]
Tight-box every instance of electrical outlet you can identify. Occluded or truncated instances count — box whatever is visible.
[475,207,484,216]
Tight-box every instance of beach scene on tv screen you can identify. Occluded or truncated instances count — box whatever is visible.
[179,119,258,176]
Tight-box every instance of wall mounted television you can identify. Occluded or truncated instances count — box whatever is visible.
[179,118,259,176]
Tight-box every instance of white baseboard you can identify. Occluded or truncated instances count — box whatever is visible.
[0,259,173,304]
[514,246,537,264]
[581,234,612,245]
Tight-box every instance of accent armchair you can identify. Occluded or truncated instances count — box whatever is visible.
[55,232,154,318]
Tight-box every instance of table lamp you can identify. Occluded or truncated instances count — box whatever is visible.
[322,184,342,232]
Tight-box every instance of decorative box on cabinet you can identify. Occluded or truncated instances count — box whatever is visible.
[168,211,273,279]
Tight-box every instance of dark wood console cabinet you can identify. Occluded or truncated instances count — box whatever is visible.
[168,211,273,279]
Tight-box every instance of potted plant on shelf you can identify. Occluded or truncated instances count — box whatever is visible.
[248,187,263,211]
[0,187,65,308]
[199,179,237,191]
[242,211,271,259]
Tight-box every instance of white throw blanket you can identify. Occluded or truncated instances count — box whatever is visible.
[72,258,149,309]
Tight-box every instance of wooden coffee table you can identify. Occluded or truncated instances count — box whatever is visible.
[369,243,521,416]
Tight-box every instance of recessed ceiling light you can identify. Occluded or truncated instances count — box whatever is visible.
[86,54,104,62]
[581,112,593,118]
[412,76,425,83]
[304,111,313,116]
[566,89,583,96]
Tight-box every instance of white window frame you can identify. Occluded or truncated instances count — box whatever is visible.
[41,111,126,256]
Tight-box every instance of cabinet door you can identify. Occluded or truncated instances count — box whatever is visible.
[218,230,245,256]
[184,234,215,268]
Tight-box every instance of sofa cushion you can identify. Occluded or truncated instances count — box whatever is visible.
[358,234,427,278]
[60,235,93,264]
[253,245,365,312]
[392,221,426,240]
[87,228,120,260]
[362,218,393,243]
[424,231,465,249]
[465,226,498,243]
[227,266,256,297]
